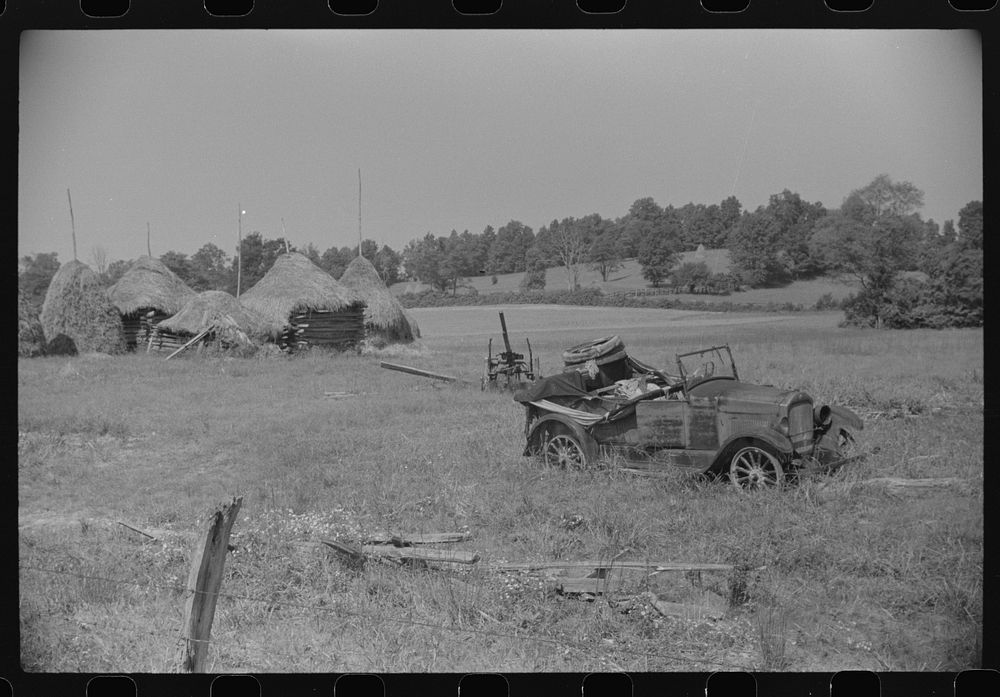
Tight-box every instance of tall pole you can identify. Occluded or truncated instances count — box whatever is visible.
[357,168,362,258]
[67,188,77,261]
[146,222,152,257]
[236,204,243,298]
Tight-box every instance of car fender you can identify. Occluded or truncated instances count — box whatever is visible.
[712,428,794,470]
[525,413,599,461]
[829,404,864,431]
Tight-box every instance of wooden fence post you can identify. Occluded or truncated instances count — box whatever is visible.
[180,496,243,673]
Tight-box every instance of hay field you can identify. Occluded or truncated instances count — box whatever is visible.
[18,306,983,674]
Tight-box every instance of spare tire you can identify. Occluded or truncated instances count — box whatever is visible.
[562,335,626,366]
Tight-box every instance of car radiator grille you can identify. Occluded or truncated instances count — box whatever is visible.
[789,402,814,455]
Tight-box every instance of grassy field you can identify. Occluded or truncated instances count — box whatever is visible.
[18,307,983,673]
[390,252,861,308]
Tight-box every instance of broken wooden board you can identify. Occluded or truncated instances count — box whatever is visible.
[646,590,728,621]
[361,544,479,565]
[548,576,633,595]
[497,561,732,574]
[379,362,460,383]
[362,532,472,546]
[322,391,358,399]
[861,476,971,493]
[320,539,366,567]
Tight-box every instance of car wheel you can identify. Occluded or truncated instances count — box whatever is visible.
[542,427,592,469]
[729,444,784,491]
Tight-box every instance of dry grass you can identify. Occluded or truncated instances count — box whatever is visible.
[18,309,983,672]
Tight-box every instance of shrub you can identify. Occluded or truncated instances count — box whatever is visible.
[18,290,46,357]
[519,269,546,291]
[813,293,841,311]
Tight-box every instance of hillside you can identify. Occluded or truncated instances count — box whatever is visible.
[389,249,861,308]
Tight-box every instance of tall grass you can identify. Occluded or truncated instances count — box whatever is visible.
[18,313,983,672]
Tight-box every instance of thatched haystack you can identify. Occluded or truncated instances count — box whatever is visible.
[108,256,196,348]
[151,290,266,353]
[39,260,124,354]
[18,289,46,357]
[339,255,415,344]
[402,309,421,340]
[239,252,366,351]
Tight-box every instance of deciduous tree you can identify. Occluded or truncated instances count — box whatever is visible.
[637,210,682,287]
[189,243,231,291]
[18,252,61,309]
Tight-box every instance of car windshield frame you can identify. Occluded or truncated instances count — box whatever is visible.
[676,345,739,387]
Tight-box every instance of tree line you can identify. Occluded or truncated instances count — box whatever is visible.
[18,174,982,329]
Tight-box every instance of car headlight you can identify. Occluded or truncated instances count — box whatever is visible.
[814,404,832,427]
[777,416,789,435]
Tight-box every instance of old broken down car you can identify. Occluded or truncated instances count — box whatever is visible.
[513,339,864,490]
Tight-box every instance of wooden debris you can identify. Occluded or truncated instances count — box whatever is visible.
[496,561,732,573]
[861,477,972,494]
[379,361,460,383]
[163,328,210,361]
[549,576,628,596]
[361,544,479,565]
[116,520,157,541]
[320,537,479,568]
[362,531,472,546]
[323,391,358,399]
[320,538,366,566]
[646,590,727,621]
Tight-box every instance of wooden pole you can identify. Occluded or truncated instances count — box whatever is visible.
[146,222,152,257]
[67,188,77,261]
[357,168,362,258]
[164,328,210,361]
[379,361,459,383]
[181,496,243,673]
[236,204,243,298]
[281,217,289,253]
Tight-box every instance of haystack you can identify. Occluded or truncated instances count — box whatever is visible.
[339,255,415,343]
[39,260,124,354]
[151,290,266,352]
[18,288,46,357]
[108,256,197,348]
[402,309,421,340]
[239,252,366,351]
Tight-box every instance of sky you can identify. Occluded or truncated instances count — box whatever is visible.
[18,29,982,266]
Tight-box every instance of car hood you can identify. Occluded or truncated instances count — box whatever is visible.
[688,379,810,410]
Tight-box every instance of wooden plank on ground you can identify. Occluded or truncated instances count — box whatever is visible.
[319,538,366,565]
[496,561,732,573]
[362,544,479,565]
[362,532,472,546]
[379,361,460,383]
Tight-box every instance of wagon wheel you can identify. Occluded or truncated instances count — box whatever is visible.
[729,444,784,491]
[541,427,592,470]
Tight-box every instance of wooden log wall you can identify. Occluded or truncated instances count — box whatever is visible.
[281,308,365,351]
[122,309,170,348]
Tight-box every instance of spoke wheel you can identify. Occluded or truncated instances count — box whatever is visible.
[729,445,784,491]
[543,432,589,469]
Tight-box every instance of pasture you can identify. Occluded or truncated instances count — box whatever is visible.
[390,254,862,308]
[18,306,983,673]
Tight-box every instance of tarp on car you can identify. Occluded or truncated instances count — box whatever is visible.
[512,371,592,404]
